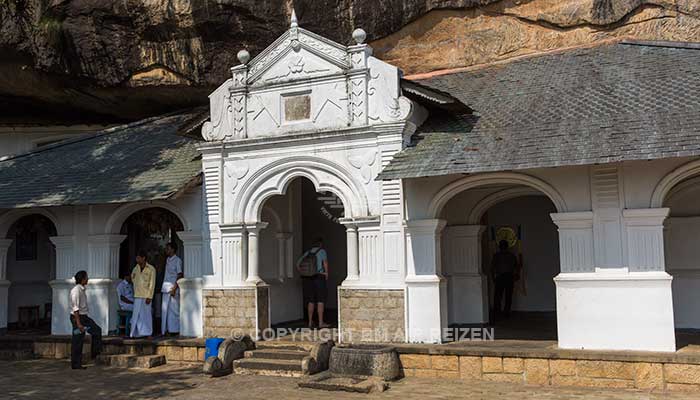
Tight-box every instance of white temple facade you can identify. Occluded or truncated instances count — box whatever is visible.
[193,15,699,352]
[3,14,700,356]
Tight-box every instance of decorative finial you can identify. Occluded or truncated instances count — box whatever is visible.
[291,9,298,28]
[352,28,367,45]
[237,49,250,65]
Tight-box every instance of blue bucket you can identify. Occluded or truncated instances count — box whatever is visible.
[205,337,225,359]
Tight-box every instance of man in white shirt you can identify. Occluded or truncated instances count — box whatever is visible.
[69,270,102,370]
[116,273,134,311]
[161,242,183,336]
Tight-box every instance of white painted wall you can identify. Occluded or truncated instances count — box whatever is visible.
[0,125,106,159]
[0,186,205,335]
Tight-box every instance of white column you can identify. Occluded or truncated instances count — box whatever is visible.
[179,277,204,337]
[550,212,595,273]
[220,224,247,287]
[275,232,292,281]
[177,231,205,337]
[48,236,76,335]
[356,218,382,285]
[552,210,676,352]
[49,236,76,279]
[246,222,268,285]
[443,225,488,324]
[88,235,126,278]
[86,234,126,334]
[623,208,669,271]
[178,231,204,278]
[0,239,11,333]
[340,222,359,285]
[405,219,447,343]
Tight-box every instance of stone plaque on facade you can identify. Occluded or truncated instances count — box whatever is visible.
[284,94,311,122]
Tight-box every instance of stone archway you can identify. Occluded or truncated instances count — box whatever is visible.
[656,161,700,330]
[234,156,370,224]
[428,172,567,219]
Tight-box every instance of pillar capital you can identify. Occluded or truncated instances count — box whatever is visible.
[49,235,75,248]
[550,212,594,229]
[87,234,127,246]
[405,219,447,235]
[246,222,269,234]
[622,208,669,226]
[177,230,203,245]
[220,224,246,235]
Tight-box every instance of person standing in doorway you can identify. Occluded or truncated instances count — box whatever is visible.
[161,242,183,336]
[69,270,102,370]
[491,240,519,319]
[297,237,330,329]
[130,250,156,338]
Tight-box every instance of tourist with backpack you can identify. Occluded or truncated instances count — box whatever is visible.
[296,237,330,329]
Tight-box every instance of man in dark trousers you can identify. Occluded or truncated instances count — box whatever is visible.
[491,240,519,319]
[69,270,102,369]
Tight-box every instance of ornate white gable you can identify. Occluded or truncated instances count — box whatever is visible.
[202,11,412,141]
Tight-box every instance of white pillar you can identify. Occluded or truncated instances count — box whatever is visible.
[443,225,488,324]
[550,212,595,273]
[275,232,292,281]
[0,239,11,333]
[405,219,447,343]
[341,222,360,285]
[356,218,382,285]
[178,231,204,278]
[86,235,126,334]
[246,222,268,285]
[177,231,204,337]
[49,236,76,335]
[179,277,204,337]
[552,210,676,352]
[220,224,247,287]
[49,236,75,279]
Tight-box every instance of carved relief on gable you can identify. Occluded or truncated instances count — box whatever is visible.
[202,80,233,141]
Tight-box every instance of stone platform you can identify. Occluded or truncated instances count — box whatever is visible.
[4,333,700,392]
[395,339,700,392]
[0,334,206,364]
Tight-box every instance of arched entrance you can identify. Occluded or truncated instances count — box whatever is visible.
[659,173,700,330]
[436,176,562,341]
[118,207,184,335]
[3,214,57,333]
[256,177,347,330]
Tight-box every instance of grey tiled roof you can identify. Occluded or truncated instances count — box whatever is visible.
[0,113,202,209]
[379,41,700,180]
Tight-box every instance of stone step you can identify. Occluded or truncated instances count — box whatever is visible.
[244,349,308,361]
[0,349,34,361]
[234,358,303,377]
[255,341,315,352]
[96,354,166,369]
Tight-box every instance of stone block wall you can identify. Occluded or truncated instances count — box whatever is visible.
[339,288,405,343]
[203,288,257,338]
[398,353,700,392]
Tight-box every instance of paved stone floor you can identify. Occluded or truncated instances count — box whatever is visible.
[1,360,699,400]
